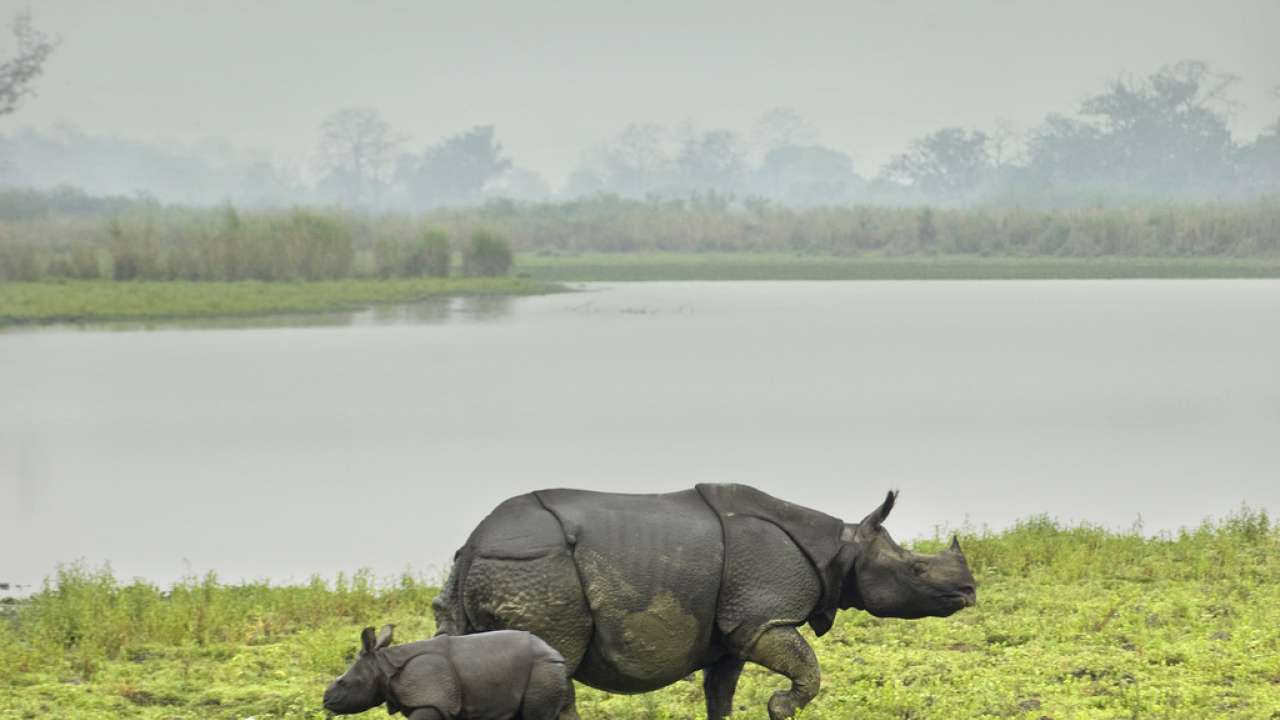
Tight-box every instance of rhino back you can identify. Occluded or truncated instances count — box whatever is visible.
[448,632,540,720]
[534,488,724,692]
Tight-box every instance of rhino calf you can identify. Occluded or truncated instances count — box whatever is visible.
[323,625,571,720]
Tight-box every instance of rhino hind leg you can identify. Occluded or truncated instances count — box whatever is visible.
[703,654,745,720]
[431,550,466,635]
[744,626,820,720]
[462,552,593,674]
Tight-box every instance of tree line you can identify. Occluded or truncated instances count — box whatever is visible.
[1,54,1277,210]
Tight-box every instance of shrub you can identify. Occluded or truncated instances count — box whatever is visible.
[462,230,512,277]
[373,228,450,278]
[415,228,451,277]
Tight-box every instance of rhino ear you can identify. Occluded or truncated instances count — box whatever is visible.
[375,624,395,649]
[949,534,962,553]
[360,626,377,654]
[860,490,897,530]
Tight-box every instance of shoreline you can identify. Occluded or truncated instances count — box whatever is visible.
[518,252,1280,282]
[0,277,567,326]
[4,255,1279,326]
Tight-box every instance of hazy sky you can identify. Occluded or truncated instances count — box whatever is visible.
[4,0,1278,186]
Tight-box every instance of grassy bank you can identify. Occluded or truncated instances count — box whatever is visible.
[4,199,1280,284]
[0,277,564,326]
[1,511,1276,719]
[519,252,1280,281]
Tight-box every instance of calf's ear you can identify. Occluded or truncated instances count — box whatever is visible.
[360,627,377,654]
[375,624,395,649]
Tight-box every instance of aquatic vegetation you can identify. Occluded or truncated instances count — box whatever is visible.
[0,277,564,325]
[1,510,1275,718]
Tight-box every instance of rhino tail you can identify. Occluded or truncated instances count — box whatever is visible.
[432,547,470,636]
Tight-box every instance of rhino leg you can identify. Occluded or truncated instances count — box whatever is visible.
[703,654,745,720]
[744,626,820,720]
[406,709,444,720]
[519,658,575,720]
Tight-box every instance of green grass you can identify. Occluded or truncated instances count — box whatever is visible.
[2,510,1276,719]
[518,252,1280,281]
[0,277,565,325]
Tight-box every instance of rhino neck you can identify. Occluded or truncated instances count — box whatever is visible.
[806,539,861,636]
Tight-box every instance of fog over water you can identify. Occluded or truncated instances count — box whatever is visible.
[3,281,1277,589]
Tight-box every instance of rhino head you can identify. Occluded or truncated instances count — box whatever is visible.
[323,625,395,715]
[838,491,977,619]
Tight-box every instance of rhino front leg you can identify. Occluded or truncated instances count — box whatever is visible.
[703,654,745,720]
[744,626,820,720]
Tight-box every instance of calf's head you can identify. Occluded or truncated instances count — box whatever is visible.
[840,491,977,619]
[323,625,394,715]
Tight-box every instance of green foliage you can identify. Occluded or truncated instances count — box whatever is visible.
[374,228,451,278]
[1,511,1277,718]
[0,278,563,325]
[462,230,513,277]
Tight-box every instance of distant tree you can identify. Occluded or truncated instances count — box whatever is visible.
[752,144,860,205]
[398,126,512,209]
[567,123,671,198]
[752,107,818,152]
[882,127,992,203]
[239,160,302,208]
[674,129,747,193]
[0,11,57,117]
[1021,60,1238,201]
[315,108,402,208]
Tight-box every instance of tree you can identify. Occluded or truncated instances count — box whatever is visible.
[751,144,860,206]
[882,127,992,203]
[398,126,511,209]
[752,107,818,152]
[0,11,57,117]
[674,129,747,193]
[315,108,401,208]
[567,123,671,198]
[1021,60,1238,201]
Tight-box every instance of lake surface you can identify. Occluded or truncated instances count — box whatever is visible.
[3,281,1278,590]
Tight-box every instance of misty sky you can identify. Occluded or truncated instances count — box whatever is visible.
[5,0,1279,186]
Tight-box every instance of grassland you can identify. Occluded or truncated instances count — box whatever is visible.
[2,511,1276,719]
[0,277,564,326]
[517,252,1280,282]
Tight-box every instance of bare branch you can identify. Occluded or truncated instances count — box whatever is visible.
[0,11,59,116]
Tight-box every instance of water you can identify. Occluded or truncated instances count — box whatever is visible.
[2,281,1278,590]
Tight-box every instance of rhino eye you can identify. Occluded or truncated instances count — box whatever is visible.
[911,561,928,576]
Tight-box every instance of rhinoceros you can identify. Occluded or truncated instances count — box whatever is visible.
[431,484,976,720]
[323,625,571,720]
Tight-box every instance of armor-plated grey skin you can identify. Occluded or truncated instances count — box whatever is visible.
[322,625,571,720]
[432,484,977,720]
